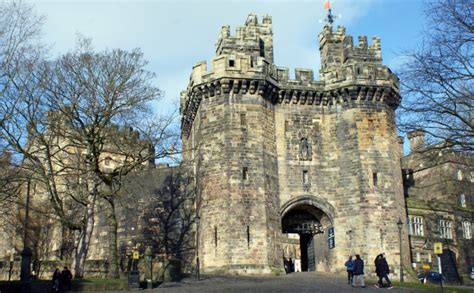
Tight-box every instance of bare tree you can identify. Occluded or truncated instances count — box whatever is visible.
[0,0,44,190]
[0,0,44,92]
[0,34,176,278]
[397,0,473,152]
[0,0,46,275]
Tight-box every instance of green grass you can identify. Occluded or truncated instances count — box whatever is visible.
[366,278,473,293]
[395,281,473,293]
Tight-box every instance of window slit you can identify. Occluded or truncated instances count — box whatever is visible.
[247,225,250,247]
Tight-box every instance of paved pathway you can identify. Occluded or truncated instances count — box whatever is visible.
[152,272,417,292]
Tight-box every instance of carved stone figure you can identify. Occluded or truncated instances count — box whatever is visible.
[299,137,311,160]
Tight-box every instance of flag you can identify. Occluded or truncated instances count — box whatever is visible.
[324,0,331,10]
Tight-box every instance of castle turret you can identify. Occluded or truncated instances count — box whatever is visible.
[408,130,425,153]
[216,14,274,63]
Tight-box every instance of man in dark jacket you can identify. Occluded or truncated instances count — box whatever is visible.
[375,254,393,289]
[60,266,73,291]
[352,254,365,288]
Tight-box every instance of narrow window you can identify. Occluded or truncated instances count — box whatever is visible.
[416,252,421,262]
[427,253,432,263]
[459,194,466,208]
[462,221,472,239]
[303,170,309,184]
[247,225,250,247]
[242,167,248,180]
[373,172,378,187]
[284,120,289,133]
[368,118,374,128]
[356,67,361,75]
[240,113,246,126]
[229,59,235,67]
[367,119,374,140]
[250,57,255,68]
[259,39,265,57]
[214,226,218,247]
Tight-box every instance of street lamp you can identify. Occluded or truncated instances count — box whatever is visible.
[397,218,404,282]
[144,246,153,289]
[196,215,200,280]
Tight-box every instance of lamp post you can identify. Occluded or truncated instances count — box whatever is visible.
[144,246,153,289]
[397,218,404,283]
[20,179,32,293]
[196,215,200,280]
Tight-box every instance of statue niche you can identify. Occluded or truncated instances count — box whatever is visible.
[299,137,312,161]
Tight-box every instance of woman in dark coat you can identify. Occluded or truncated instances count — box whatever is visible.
[52,268,61,292]
[375,254,393,289]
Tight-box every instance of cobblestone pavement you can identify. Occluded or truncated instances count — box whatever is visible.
[152,272,418,293]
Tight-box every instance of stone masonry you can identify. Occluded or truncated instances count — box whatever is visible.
[181,14,410,275]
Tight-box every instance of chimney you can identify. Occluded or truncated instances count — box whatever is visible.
[407,130,425,153]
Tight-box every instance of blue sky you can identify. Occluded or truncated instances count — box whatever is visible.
[30,0,426,125]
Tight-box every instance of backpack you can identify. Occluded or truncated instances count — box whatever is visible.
[345,260,354,271]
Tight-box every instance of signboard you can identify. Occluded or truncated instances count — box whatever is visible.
[128,271,140,290]
[132,250,140,260]
[328,227,335,249]
[434,242,443,255]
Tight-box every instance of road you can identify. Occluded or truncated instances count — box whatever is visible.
[153,272,417,292]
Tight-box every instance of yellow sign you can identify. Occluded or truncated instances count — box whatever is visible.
[434,242,443,254]
[132,250,139,260]
[422,264,430,270]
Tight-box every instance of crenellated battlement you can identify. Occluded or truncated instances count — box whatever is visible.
[181,15,401,138]
[216,14,274,63]
[319,25,383,72]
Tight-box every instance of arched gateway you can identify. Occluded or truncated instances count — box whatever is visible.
[281,196,335,272]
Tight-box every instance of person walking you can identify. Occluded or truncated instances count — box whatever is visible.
[60,266,73,292]
[345,256,354,285]
[375,254,393,289]
[284,257,290,274]
[52,268,61,292]
[374,254,382,284]
[352,254,365,288]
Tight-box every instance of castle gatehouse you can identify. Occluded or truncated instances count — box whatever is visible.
[181,14,410,275]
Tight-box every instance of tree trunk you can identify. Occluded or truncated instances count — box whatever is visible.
[72,194,96,278]
[106,198,120,278]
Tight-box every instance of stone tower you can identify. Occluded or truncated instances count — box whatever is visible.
[181,14,410,276]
